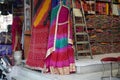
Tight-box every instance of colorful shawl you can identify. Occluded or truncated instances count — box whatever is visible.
[46,0,73,57]
[45,0,76,75]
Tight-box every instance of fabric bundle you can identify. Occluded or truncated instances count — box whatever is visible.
[113,42,120,53]
[86,15,120,55]
[0,45,12,56]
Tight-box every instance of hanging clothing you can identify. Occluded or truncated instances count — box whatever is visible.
[11,16,22,51]
[26,0,51,70]
[45,0,76,75]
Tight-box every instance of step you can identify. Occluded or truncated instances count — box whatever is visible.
[10,67,119,80]
[76,59,118,74]
[73,8,82,17]
[77,50,91,53]
[74,23,85,27]
[10,66,119,80]
[76,32,88,35]
[75,53,120,74]
[76,41,89,44]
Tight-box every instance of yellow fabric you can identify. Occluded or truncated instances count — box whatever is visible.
[33,0,51,27]
[49,63,76,75]
[106,3,109,15]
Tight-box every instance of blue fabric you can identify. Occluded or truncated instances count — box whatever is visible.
[13,0,23,7]
[52,0,59,8]
[0,45,12,56]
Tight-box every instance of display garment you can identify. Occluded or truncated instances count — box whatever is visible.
[45,0,76,75]
[26,0,51,70]
[11,16,22,51]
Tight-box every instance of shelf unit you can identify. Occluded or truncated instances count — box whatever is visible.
[12,1,24,16]
[87,0,120,54]
[80,0,120,55]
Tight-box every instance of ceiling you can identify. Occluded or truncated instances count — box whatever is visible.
[0,0,23,15]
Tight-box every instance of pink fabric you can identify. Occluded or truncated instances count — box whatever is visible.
[26,23,49,70]
[45,4,76,74]
[26,0,51,70]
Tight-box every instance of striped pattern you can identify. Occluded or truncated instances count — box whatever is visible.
[33,0,51,27]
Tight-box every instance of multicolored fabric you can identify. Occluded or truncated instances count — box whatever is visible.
[45,0,76,75]
[33,0,51,27]
[26,0,51,70]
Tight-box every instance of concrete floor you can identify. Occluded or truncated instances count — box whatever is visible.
[8,53,120,80]
[10,67,120,80]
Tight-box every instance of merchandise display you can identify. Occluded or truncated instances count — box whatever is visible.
[84,0,120,54]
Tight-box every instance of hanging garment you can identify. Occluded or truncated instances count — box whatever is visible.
[26,0,51,70]
[45,0,76,75]
[11,16,22,51]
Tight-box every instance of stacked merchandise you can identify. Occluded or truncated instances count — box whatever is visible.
[73,0,95,14]
[112,0,120,16]
[112,16,120,52]
[96,2,110,15]
[74,0,120,55]
[113,0,120,3]
[86,15,96,42]
[96,0,120,15]
[0,26,12,57]
[85,0,96,14]
[86,15,120,54]
[95,15,112,29]
[112,4,120,15]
